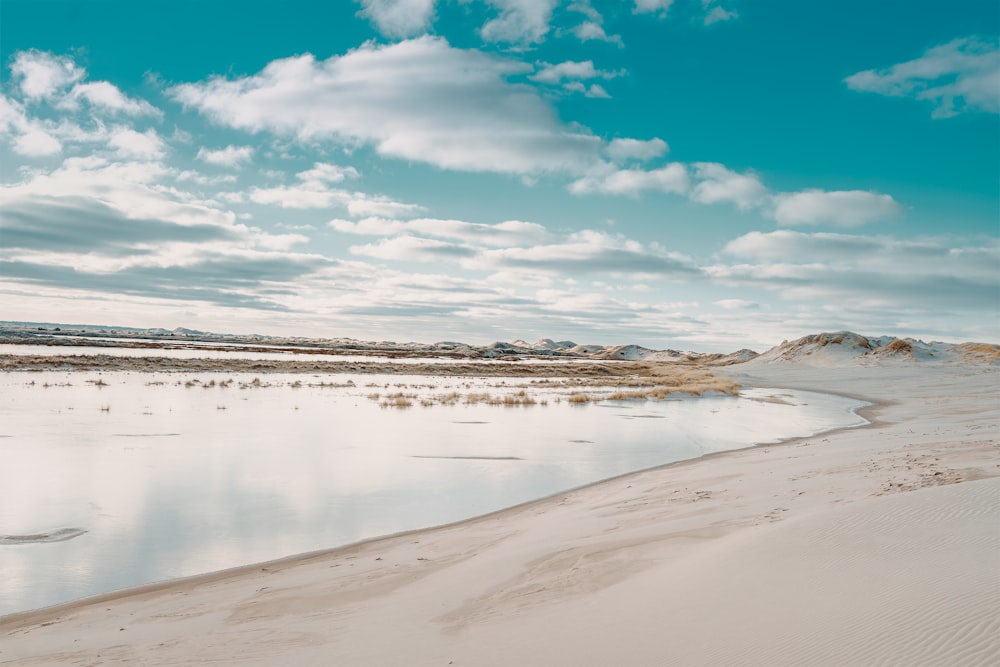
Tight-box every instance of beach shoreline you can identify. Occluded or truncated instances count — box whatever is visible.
[2,361,997,665]
[0,379,878,624]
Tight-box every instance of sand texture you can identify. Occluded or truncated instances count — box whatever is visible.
[1,362,998,666]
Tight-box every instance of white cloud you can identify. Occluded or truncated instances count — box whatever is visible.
[845,36,1000,118]
[606,137,669,162]
[531,60,621,84]
[633,0,674,16]
[346,195,426,218]
[572,21,622,46]
[170,37,601,175]
[702,1,738,25]
[249,168,417,215]
[0,157,328,311]
[108,127,166,160]
[196,145,256,168]
[330,216,550,246]
[249,185,345,209]
[583,83,610,98]
[712,230,1000,309]
[174,170,238,185]
[13,129,62,157]
[690,162,768,210]
[771,189,902,227]
[563,81,611,98]
[10,50,159,120]
[297,162,360,183]
[472,229,697,275]
[714,299,758,309]
[10,50,84,101]
[358,0,436,38]
[58,81,161,117]
[480,0,558,45]
[351,235,475,262]
[0,95,27,135]
[570,163,689,196]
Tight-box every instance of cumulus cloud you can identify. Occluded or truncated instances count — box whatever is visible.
[297,162,360,183]
[845,36,1000,118]
[247,162,397,212]
[358,0,436,38]
[10,50,158,117]
[569,163,689,196]
[771,189,902,227]
[633,0,674,16]
[170,37,602,175]
[702,1,738,25]
[196,145,256,168]
[480,0,558,45]
[57,81,161,117]
[13,128,61,157]
[531,60,623,86]
[531,60,622,97]
[690,162,768,211]
[605,137,669,162]
[2,51,163,161]
[249,185,345,209]
[108,127,166,160]
[572,21,622,45]
[10,51,84,100]
[565,0,621,44]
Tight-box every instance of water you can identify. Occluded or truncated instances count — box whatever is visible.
[0,370,867,615]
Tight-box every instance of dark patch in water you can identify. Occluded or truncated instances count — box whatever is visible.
[1,528,87,545]
[569,439,594,443]
[411,455,522,461]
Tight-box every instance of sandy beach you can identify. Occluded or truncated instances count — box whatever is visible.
[1,358,998,666]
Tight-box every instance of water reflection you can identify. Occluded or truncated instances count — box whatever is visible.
[0,372,866,615]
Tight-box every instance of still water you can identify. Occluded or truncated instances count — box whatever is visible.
[0,370,867,615]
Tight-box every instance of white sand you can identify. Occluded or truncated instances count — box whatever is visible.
[1,362,998,666]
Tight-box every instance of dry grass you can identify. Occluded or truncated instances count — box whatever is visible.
[378,391,417,408]
[955,343,1000,364]
[8,353,745,409]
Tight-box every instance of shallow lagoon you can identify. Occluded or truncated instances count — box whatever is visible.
[0,370,867,615]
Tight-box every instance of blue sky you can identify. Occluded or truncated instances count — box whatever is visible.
[1,0,997,350]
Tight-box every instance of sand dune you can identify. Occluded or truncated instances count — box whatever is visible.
[1,352,998,665]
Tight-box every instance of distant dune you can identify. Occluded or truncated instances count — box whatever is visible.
[747,330,1000,367]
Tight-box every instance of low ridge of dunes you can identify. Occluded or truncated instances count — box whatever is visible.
[746,331,1000,367]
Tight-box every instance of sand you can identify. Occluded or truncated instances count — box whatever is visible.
[1,361,998,666]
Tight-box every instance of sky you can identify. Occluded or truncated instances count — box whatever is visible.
[0,0,997,350]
